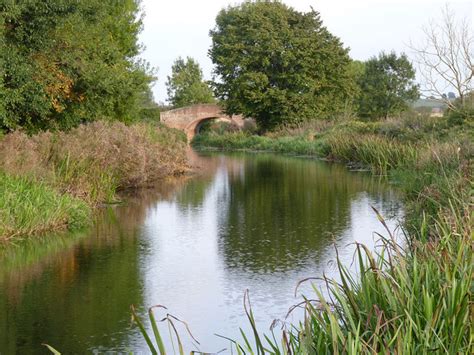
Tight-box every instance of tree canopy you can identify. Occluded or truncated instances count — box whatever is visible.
[0,0,153,132]
[166,57,214,108]
[357,52,419,119]
[209,0,355,131]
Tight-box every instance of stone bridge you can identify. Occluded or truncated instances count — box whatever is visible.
[160,104,245,140]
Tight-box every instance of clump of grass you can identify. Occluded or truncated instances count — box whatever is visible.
[131,304,203,355]
[0,173,90,242]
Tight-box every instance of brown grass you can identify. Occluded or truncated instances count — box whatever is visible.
[0,121,189,205]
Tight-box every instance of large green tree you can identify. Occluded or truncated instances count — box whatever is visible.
[166,57,214,108]
[0,0,153,132]
[209,0,355,131]
[357,52,419,119]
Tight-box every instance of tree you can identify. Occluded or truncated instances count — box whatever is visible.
[445,90,474,124]
[209,0,355,131]
[0,0,153,132]
[166,57,214,108]
[357,52,419,119]
[346,60,366,114]
[409,5,473,110]
[348,60,366,83]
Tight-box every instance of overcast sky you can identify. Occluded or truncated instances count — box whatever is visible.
[138,0,473,103]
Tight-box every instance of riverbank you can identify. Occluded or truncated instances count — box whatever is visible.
[0,121,189,242]
[190,115,473,352]
[194,116,471,229]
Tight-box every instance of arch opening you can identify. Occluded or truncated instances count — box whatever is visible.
[193,117,224,136]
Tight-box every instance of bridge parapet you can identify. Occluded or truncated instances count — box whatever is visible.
[160,104,244,140]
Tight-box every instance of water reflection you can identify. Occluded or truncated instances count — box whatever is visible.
[0,152,403,353]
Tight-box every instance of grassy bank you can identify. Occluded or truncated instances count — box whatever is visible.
[171,115,473,353]
[194,117,471,228]
[0,121,188,242]
[0,173,90,242]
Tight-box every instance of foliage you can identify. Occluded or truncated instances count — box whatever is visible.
[347,60,366,82]
[209,0,355,131]
[137,85,161,122]
[445,91,474,125]
[0,0,153,132]
[345,60,366,113]
[166,57,214,108]
[357,52,419,119]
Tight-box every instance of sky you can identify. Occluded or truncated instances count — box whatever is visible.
[138,0,473,103]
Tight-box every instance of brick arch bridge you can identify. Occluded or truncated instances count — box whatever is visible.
[160,104,245,140]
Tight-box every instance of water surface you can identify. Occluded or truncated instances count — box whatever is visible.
[0,152,403,353]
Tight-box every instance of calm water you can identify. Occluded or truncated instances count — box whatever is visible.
[0,152,403,353]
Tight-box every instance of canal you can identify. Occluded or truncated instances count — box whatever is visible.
[0,152,403,353]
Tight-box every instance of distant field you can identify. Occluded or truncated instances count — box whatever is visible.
[412,98,448,108]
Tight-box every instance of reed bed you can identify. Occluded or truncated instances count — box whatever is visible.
[324,133,417,174]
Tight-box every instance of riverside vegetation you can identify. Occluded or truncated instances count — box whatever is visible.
[1,0,472,353]
[0,0,187,242]
[0,122,188,242]
[181,110,473,353]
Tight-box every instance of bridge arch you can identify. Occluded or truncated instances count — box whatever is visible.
[160,104,244,141]
[185,116,234,137]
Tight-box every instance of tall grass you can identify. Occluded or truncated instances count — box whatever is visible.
[0,121,189,205]
[0,173,89,242]
[0,121,189,240]
[324,133,418,174]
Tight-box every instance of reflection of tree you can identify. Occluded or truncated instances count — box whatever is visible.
[173,152,245,211]
[0,181,187,353]
[174,177,215,209]
[217,154,393,273]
